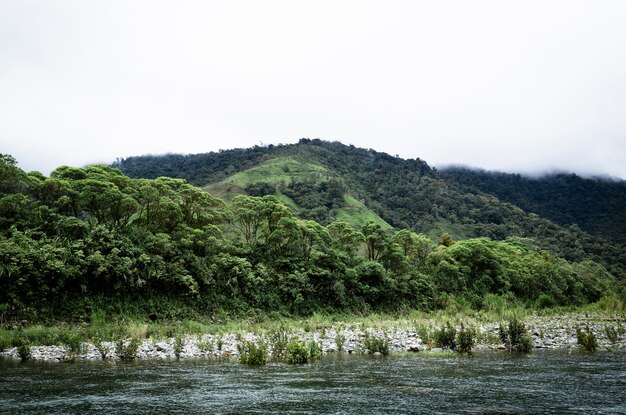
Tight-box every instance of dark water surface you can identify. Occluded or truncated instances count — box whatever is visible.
[1,350,625,414]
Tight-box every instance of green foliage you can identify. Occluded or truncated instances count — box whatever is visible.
[334,332,346,352]
[576,325,598,352]
[238,340,268,365]
[433,322,457,350]
[362,332,390,355]
[174,336,184,359]
[0,148,620,326]
[16,338,31,361]
[536,293,557,309]
[116,337,141,360]
[95,339,109,359]
[499,318,533,353]
[415,324,432,346]
[455,324,475,354]
[307,340,323,361]
[604,325,619,344]
[267,328,290,359]
[285,340,310,364]
[61,329,84,357]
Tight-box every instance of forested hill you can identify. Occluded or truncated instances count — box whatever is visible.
[0,152,621,323]
[439,167,626,245]
[114,139,626,281]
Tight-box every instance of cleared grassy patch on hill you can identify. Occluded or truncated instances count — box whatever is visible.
[336,195,392,230]
[204,156,390,227]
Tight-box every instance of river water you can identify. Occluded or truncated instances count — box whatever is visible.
[1,350,625,414]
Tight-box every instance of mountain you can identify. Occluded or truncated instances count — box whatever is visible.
[113,139,626,280]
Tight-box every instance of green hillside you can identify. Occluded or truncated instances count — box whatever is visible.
[114,139,626,280]
[204,155,392,229]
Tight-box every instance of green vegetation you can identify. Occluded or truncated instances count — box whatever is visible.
[455,324,476,354]
[116,337,140,360]
[433,322,457,350]
[238,340,268,365]
[115,139,626,282]
[362,332,390,355]
[285,340,309,364]
[174,336,184,358]
[268,328,290,359]
[0,145,624,335]
[604,325,619,344]
[576,325,598,352]
[499,318,533,353]
[334,332,346,352]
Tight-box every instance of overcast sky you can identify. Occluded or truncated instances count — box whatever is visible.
[1,1,625,179]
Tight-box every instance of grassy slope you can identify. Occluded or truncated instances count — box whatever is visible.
[203,155,391,228]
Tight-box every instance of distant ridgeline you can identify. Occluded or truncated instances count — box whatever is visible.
[0,141,624,321]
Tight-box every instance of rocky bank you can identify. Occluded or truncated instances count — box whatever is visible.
[1,315,624,362]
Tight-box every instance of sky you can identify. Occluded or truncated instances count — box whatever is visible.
[1,1,626,179]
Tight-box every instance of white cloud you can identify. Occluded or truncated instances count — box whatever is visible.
[1,0,625,179]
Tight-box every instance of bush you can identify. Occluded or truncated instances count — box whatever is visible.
[455,324,475,354]
[363,332,390,355]
[61,329,84,357]
[415,324,432,346]
[536,293,557,309]
[285,340,310,364]
[238,340,268,365]
[499,318,533,353]
[515,335,534,353]
[116,337,141,360]
[174,336,184,359]
[434,322,457,350]
[268,329,290,359]
[307,340,322,361]
[604,325,619,344]
[334,333,345,352]
[576,325,598,352]
[15,336,31,361]
[95,339,109,359]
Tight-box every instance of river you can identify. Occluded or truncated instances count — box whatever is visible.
[1,350,625,414]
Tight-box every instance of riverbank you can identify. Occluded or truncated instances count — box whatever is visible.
[1,313,624,362]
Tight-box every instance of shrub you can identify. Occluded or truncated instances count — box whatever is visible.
[499,318,533,353]
[116,337,141,360]
[174,336,184,359]
[576,325,598,352]
[415,324,432,346]
[61,329,84,357]
[455,324,475,354]
[238,340,268,365]
[334,333,345,352]
[307,340,323,361]
[604,325,619,344]
[515,335,534,353]
[536,293,557,309]
[95,339,109,359]
[433,322,457,351]
[15,336,31,361]
[268,329,290,359]
[286,340,310,364]
[363,332,389,355]
[0,331,11,352]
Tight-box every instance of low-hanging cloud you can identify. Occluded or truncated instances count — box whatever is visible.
[1,0,625,179]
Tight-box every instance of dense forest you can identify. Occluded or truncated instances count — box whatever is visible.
[0,151,620,323]
[439,167,626,245]
[115,139,626,281]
